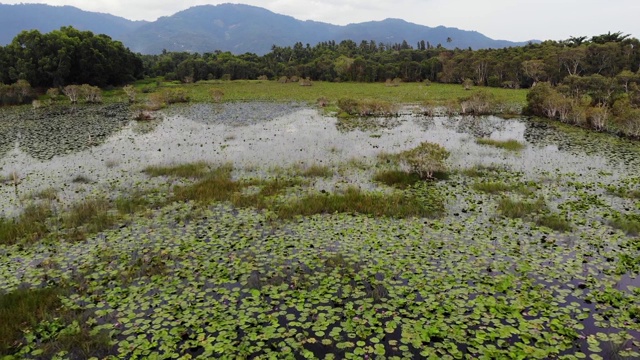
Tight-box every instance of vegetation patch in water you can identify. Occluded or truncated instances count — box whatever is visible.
[476,138,525,151]
[0,204,51,245]
[275,185,443,219]
[373,170,422,189]
[473,180,532,195]
[143,161,210,179]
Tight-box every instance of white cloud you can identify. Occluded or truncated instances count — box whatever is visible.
[3,0,639,41]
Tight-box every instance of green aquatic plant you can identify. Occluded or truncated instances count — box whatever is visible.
[473,181,532,195]
[0,287,64,355]
[497,197,546,219]
[144,161,210,179]
[476,138,525,151]
[297,164,334,178]
[0,204,51,245]
[536,213,573,232]
[275,186,443,219]
[373,170,421,189]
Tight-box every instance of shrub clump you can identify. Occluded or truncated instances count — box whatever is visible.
[398,142,450,179]
[337,98,398,117]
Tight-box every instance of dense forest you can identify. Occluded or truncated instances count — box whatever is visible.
[0,26,143,88]
[1,27,640,136]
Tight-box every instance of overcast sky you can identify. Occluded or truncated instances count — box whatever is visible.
[3,0,639,42]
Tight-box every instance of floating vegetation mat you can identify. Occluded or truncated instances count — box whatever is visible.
[0,103,639,358]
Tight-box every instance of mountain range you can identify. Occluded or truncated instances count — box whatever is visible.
[0,3,533,55]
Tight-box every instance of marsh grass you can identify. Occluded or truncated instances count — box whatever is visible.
[473,181,532,195]
[275,187,442,219]
[64,198,115,241]
[297,164,334,178]
[144,161,210,179]
[0,287,113,358]
[607,186,640,199]
[0,204,51,245]
[476,138,525,151]
[497,197,547,219]
[0,287,64,355]
[115,192,152,215]
[610,214,640,236]
[337,98,398,116]
[461,164,506,178]
[72,175,93,184]
[30,187,58,200]
[133,81,527,108]
[536,213,572,232]
[172,165,240,203]
[373,170,421,189]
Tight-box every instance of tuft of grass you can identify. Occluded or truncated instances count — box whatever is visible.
[607,186,640,199]
[536,213,572,232]
[72,175,93,184]
[172,164,240,203]
[0,287,64,355]
[298,164,333,178]
[275,187,443,219]
[476,138,525,151]
[373,170,421,189]
[473,181,531,195]
[144,161,210,179]
[0,204,51,245]
[610,214,640,236]
[30,188,58,201]
[64,198,115,241]
[497,197,546,219]
[462,164,505,178]
[115,192,152,215]
[336,98,398,117]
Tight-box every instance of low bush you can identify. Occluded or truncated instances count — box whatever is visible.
[398,142,450,179]
[337,98,398,116]
[0,80,34,105]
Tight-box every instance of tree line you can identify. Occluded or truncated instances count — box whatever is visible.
[140,33,640,87]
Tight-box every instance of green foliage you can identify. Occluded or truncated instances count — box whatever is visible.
[459,90,496,114]
[536,213,573,232]
[144,161,210,179]
[337,98,397,116]
[1,26,142,88]
[0,204,51,245]
[610,213,640,236]
[497,197,547,219]
[473,181,530,194]
[276,187,443,219]
[0,288,64,355]
[297,164,333,178]
[0,80,33,105]
[373,170,422,189]
[398,142,450,179]
[476,138,525,151]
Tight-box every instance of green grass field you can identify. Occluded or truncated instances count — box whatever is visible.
[121,79,528,107]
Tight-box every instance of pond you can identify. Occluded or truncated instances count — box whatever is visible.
[0,102,639,359]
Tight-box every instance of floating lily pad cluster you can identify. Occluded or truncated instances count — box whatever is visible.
[0,104,130,161]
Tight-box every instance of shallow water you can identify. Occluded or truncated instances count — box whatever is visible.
[2,104,636,217]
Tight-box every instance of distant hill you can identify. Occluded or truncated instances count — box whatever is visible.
[0,3,533,54]
[0,3,147,44]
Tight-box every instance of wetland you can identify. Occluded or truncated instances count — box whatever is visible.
[1,101,639,359]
